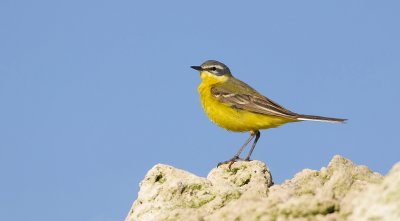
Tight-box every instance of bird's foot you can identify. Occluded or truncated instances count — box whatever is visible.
[217,155,243,169]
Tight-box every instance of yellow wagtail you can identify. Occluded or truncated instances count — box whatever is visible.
[191,60,347,167]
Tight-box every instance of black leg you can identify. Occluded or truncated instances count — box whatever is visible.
[217,132,256,168]
[244,130,260,161]
[234,132,256,158]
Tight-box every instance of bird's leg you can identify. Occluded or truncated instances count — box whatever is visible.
[217,132,256,168]
[244,131,261,161]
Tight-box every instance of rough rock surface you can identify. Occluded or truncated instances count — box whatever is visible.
[125,156,399,221]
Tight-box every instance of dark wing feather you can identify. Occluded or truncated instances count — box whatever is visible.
[211,81,300,119]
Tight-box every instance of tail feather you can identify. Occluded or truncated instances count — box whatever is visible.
[296,114,347,123]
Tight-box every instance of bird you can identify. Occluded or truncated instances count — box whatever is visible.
[191,60,347,167]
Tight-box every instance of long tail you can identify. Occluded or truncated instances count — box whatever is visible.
[296,114,347,123]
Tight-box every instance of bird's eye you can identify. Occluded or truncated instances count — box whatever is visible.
[211,67,217,71]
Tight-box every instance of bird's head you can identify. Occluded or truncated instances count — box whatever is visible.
[191,60,232,80]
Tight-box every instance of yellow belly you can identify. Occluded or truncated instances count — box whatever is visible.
[198,82,295,132]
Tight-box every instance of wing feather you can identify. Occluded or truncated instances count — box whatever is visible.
[210,78,346,123]
[211,81,299,119]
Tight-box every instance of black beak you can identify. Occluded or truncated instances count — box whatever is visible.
[190,66,202,71]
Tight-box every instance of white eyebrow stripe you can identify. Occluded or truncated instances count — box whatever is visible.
[203,64,224,70]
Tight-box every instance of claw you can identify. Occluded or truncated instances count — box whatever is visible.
[217,155,243,169]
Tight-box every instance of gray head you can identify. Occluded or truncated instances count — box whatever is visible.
[191,60,232,76]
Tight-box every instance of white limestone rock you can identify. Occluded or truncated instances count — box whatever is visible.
[348,162,400,221]
[125,155,399,221]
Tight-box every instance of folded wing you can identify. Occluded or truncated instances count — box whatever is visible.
[211,81,299,119]
[211,79,346,123]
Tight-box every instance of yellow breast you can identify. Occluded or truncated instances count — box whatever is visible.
[198,72,294,132]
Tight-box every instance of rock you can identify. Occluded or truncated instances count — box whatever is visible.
[125,160,272,221]
[348,162,400,221]
[125,155,399,221]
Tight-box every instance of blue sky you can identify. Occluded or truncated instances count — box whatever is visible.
[1,1,399,221]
